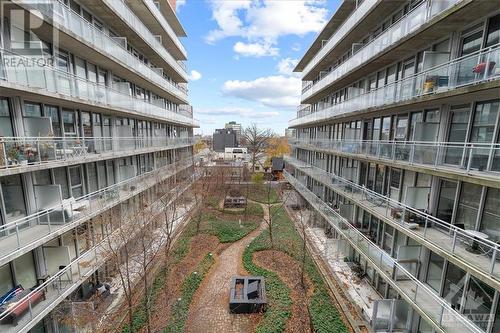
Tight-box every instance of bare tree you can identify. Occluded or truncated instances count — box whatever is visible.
[242,123,274,172]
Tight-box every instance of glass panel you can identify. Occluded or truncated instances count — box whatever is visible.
[106,160,114,185]
[442,263,466,311]
[87,163,98,193]
[62,109,76,136]
[13,252,36,289]
[24,102,42,117]
[480,188,500,242]
[426,251,444,292]
[33,170,51,185]
[45,105,60,137]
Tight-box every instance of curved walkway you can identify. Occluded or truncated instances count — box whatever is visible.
[184,201,269,333]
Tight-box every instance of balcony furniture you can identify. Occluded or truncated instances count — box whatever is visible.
[423,75,449,93]
[391,208,403,220]
[472,61,496,75]
[464,230,489,254]
[0,287,45,325]
[0,286,23,307]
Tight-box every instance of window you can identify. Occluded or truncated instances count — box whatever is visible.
[436,180,457,224]
[53,167,69,199]
[486,14,500,47]
[426,251,444,292]
[445,105,470,165]
[470,100,499,170]
[455,182,482,230]
[62,109,76,136]
[97,161,107,189]
[24,102,42,117]
[33,170,51,185]
[460,27,483,56]
[13,252,36,289]
[394,116,408,140]
[70,166,83,198]
[442,263,466,311]
[480,188,500,242]
[463,276,495,331]
[390,169,401,188]
[0,98,13,137]
[45,105,61,136]
[0,264,13,296]
[1,175,27,223]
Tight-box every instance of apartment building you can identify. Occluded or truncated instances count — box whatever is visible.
[0,0,198,332]
[286,0,500,332]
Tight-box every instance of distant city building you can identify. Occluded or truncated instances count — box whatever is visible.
[224,147,248,161]
[285,128,295,138]
[213,128,238,152]
[225,121,242,137]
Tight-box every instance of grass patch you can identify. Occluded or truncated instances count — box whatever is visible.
[245,185,280,204]
[206,215,258,243]
[164,253,215,333]
[243,206,347,333]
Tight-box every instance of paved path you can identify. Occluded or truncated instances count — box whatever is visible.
[185,202,269,333]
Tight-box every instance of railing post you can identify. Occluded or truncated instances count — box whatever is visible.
[409,144,415,165]
[452,230,457,253]
[15,222,21,248]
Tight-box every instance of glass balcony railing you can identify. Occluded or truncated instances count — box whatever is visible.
[143,0,187,57]
[0,158,194,265]
[0,49,199,127]
[284,170,482,333]
[285,156,500,284]
[302,0,460,99]
[289,138,500,174]
[0,136,194,171]
[18,0,187,101]
[302,0,378,77]
[103,0,187,78]
[0,175,196,333]
[292,43,500,127]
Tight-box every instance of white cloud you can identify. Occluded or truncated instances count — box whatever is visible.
[222,75,301,108]
[233,41,279,57]
[197,106,279,118]
[205,0,328,57]
[277,58,299,76]
[188,70,202,81]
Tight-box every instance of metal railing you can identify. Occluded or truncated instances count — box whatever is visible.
[285,156,500,283]
[291,43,500,127]
[104,0,187,78]
[0,158,194,265]
[302,0,459,97]
[0,173,197,333]
[16,0,188,100]
[143,0,187,57]
[284,170,482,333]
[289,138,500,173]
[0,48,198,127]
[0,136,194,170]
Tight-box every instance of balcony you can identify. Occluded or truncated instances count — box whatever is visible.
[289,138,500,181]
[0,48,199,128]
[285,156,500,289]
[0,136,194,175]
[17,0,188,102]
[301,0,379,77]
[128,0,187,59]
[284,170,482,333]
[103,0,187,79]
[0,158,194,266]
[302,0,459,100]
[291,43,500,127]
[0,175,196,333]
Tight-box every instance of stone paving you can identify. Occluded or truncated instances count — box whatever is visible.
[184,202,269,333]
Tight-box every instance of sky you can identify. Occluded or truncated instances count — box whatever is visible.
[176,0,341,136]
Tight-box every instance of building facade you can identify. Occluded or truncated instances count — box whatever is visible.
[286,0,500,332]
[0,0,197,332]
[213,128,238,152]
[225,121,242,137]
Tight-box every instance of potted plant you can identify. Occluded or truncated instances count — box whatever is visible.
[7,145,20,165]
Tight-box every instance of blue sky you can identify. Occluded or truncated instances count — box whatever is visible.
[176,0,340,135]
